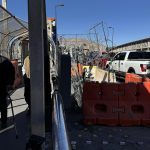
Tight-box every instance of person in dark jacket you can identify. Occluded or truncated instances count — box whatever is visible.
[22,55,31,114]
[0,55,15,128]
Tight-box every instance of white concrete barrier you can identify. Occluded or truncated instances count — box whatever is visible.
[83,66,116,83]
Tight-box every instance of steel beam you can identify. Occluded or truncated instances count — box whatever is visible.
[28,0,45,139]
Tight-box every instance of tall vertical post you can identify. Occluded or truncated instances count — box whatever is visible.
[28,0,47,147]
[54,4,64,46]
[42,0,51,132]
[102,21,108,51]
[2,0,7,8]
[1,0,8,57]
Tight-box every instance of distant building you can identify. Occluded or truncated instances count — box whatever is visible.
[111,37,150,53]
[59,37,106,53]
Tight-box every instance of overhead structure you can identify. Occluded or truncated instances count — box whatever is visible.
[0,5,28,58]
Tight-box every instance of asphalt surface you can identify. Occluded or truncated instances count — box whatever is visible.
[0,87,150,150]
[0,87,52,150]
[66,108,150,150]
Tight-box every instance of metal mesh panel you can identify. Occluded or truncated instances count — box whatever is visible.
[0,5,28,58]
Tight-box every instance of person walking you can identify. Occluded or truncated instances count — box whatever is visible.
[22,55,31,114]
[0,55,15,128]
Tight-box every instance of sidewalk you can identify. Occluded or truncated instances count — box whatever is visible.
[0,87,30,149]
[1,87,150,150]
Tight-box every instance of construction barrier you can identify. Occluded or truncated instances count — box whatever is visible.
[138,82,150,126]
[83,81,150,126]
[83,66,116,83]
[71,63,83,77]
[83,82,118,125]
[125,73,142,83]
[96,83,118,125]
[83,81,100,124]
[143,77,150,82]
[77,63,83,76]
[118,83,141,126]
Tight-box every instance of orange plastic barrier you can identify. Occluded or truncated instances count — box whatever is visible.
[77,63,83,76]
[125,73,142,83]
[11,59,22,89]
[83,81,100,101]
[118,83,141,126]
[83,82,118,125]
[96,83,118,126]
[138,82,150,126]
[83,82,101,124]
[143,77,150,82]
[71,63,83,77]
[83,81,150,126]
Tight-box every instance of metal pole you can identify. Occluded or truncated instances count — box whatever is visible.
[112,27,114,49]
[28,0,46,148]
[54,4,64,46]
[102,21,109,51]
[2,0,7,8]
[52,91,71,150]
[108,26,114,50]
[54,5,57,44]
[1,0,8,57]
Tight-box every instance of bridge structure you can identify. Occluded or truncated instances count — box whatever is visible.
[0,5,28,60]
[0,2,68,149]
[0,1,150,150]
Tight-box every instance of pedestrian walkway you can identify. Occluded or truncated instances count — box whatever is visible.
[1,87,150,150]
[0,87,30,150]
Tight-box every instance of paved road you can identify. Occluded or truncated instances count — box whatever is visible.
[66,108,150,150]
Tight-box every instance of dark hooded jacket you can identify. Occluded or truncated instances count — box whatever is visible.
[0,55,15,87]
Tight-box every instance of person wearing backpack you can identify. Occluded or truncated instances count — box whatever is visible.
[0,55,15,128]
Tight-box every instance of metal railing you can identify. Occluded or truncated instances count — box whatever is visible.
[52,90,71,150]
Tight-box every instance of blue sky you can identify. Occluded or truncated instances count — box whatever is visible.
[4,0,150,46]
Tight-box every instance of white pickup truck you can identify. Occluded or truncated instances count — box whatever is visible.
[106,51,150,78]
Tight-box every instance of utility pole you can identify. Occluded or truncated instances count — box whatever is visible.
[1,0,8,57]
[108,26,114,50]
[54,4,64,46]
[2,0,7,8]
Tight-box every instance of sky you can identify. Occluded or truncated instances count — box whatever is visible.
[4,0,150,46]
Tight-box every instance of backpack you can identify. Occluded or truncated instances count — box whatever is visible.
[0,56,15,86]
